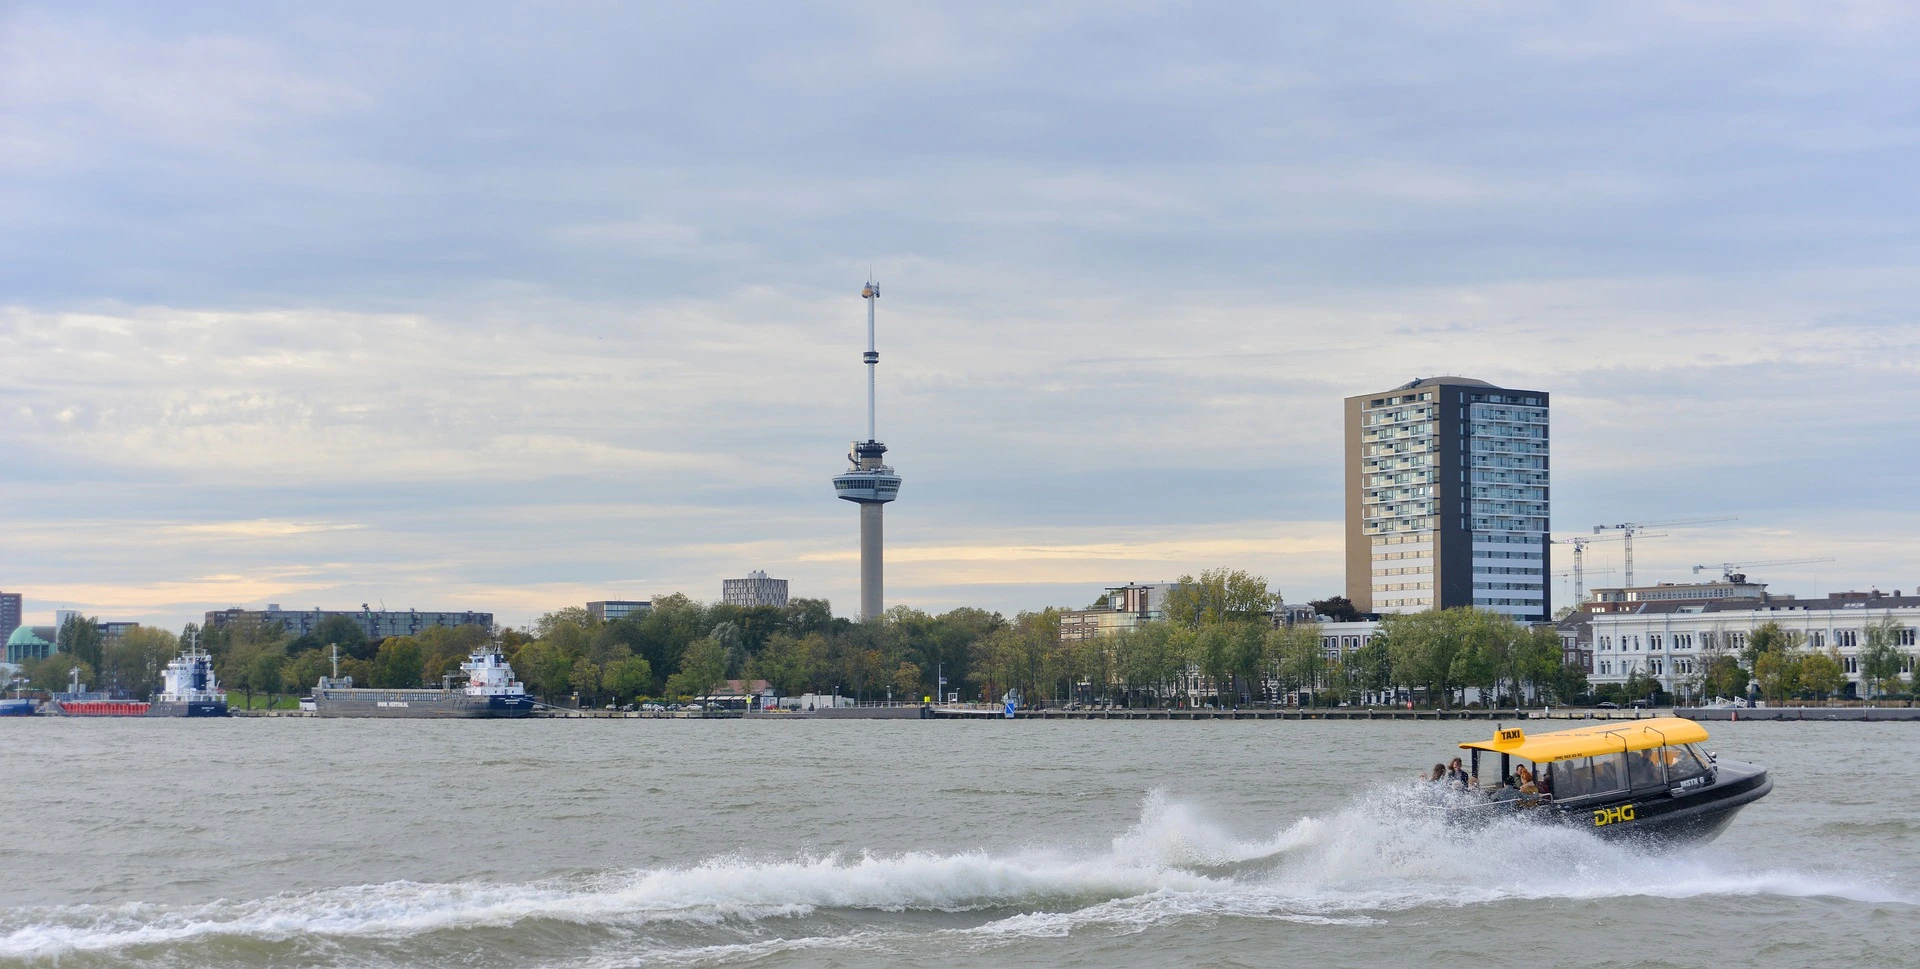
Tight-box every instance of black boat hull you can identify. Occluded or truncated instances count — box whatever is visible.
[1565,760,1771,845]
[1450,760,1771,846]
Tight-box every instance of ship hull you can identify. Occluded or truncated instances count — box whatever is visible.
[49,700,152,717]
[313,689,535,718]
[0,699,37,717]
[146,700,231,717]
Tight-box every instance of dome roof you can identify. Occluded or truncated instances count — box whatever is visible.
[7,625,52,647]
[1399,376,1496,389]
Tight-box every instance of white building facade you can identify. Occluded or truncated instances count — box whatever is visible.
[1586,595,1920,696]
[722,570,790,608]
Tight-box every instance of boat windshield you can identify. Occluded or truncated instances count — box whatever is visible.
[1550,744,1713,800]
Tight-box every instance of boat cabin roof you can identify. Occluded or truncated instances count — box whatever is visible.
[1458,717,1710,764]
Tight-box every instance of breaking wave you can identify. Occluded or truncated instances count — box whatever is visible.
[3,787,1908,963]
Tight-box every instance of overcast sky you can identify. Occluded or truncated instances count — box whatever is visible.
[4,2,1919,632]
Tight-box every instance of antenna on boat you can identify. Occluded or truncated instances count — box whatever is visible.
[330,643,339,679]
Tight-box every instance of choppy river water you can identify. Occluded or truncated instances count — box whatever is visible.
[1,718,1914,968]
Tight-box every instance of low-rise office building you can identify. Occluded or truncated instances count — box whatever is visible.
[587,600,652,622]
[722,571,789,608]
[1586,578,1771,614]
[204,605,494,641]
[1059,583,1178,643]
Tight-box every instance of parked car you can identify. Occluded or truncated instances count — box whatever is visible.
[1594,701,1620,709]
[640,702,665,711]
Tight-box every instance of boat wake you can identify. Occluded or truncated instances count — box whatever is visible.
[2,788,1908,964]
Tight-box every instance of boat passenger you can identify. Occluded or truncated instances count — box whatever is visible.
[1491,775,1521,803]
[1517,777,1541,808]
[1447,757,1471,787]
[1429,764,1447,785]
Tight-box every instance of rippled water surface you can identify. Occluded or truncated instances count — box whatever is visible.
[2,718,1914,968]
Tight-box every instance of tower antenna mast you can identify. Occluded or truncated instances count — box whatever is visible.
[865,280,879,441]
[832,279,904,621]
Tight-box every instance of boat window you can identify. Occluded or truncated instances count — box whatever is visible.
[1549,755,1627,800]
[1628,748,1666,789]
[1661,745,1712,785]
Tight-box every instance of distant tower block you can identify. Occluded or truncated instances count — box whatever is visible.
[831,280,902,620]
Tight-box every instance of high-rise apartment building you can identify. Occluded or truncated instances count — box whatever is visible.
[722,571,790,608]
[1345,377,1550,621]
[0,592,20,646]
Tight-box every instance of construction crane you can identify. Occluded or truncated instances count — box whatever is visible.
[1550,566,1615,606]
[1593,517,1737,588]
[1691,558,1835,583]
[1558,534,1660,604]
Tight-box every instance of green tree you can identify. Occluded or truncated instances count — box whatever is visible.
[513,640,573,699]
[1349,636,1393,701]
[603,656,655,704]
[709,621,746,677]
[1700,654,1750,700]
[1622,667,1658,705]
[569,659,603,706]
[370,638,425,689]
[1753,644,1804,701]
[746,632,823,697]
[665,635,727,699]
[1798,647,1848,700]
[107,626,178,700]
[412,624,493,684]
[536,606,597,638]
[57,616,105,674]
[293,615,372,660]
[1743,622,1798,669]
[248,652,285,708]
[1112,623,1179,705]
[1308,596,1360,622]
[1858,618,1909,698]
[22,654,93,693]
[1267,622,1324,704]
[1378,609,1485,707]
[1163,569,1276,628]
[284,648,332,694]
[1517,625,1569,704]
[891,661,923,701]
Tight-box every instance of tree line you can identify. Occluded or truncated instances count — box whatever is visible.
[19,572,1906,709]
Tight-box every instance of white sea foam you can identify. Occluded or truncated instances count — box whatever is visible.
[1,788,1907,961]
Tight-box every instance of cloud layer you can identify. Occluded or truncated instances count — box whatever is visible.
[4,2,1919,630]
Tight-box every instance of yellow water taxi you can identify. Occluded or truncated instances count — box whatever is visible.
[1449,717,1771,843]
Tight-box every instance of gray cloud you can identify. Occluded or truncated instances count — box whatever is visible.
[2,2,1918,629]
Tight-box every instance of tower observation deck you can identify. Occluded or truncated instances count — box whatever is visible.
[831,280,901,621]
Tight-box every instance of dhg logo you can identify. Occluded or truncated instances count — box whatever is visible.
[1592,804,1637,827]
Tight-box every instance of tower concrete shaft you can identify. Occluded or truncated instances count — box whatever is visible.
[860,502,884,620]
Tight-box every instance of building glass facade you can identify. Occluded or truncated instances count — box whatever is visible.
[1346,377,1549,621]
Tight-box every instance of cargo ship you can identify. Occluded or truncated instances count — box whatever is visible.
[45,642,231,717]
[312,647,536,718]
[147,643,229,717]
[47,666,149,716]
